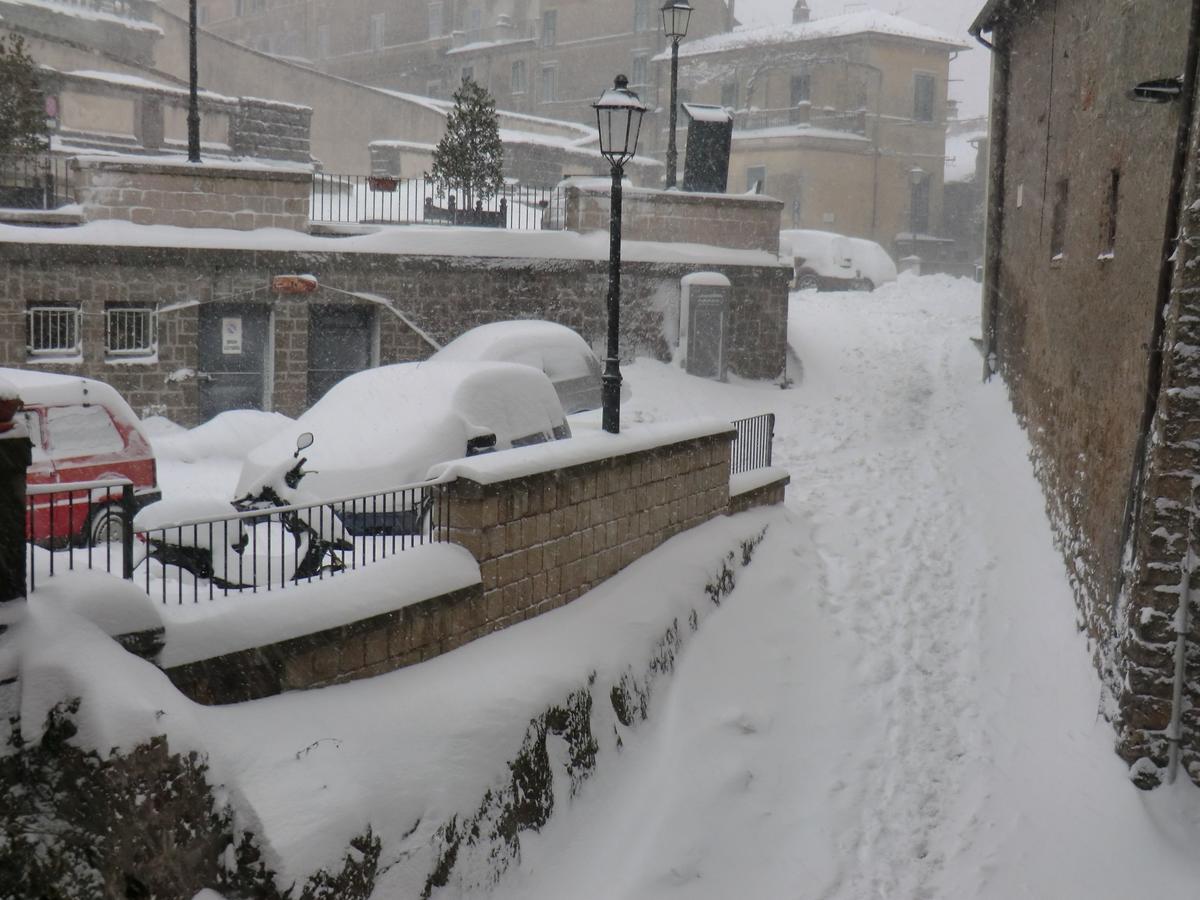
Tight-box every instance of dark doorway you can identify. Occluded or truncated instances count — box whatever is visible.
[307,304,375,403]
[198,303,271,420]
[687,293,727,380]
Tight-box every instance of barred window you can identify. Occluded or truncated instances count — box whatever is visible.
[105,305,158,357]
[26,306,80,357]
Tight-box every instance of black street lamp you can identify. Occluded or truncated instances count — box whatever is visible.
[188,0,201,162]
[660,0,693,189]
[594,75,647,434]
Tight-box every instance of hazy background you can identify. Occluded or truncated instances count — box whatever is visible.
[732,0,990,119]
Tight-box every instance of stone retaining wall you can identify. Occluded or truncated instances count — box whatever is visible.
[230,98,313,164]
[72,158,311,231]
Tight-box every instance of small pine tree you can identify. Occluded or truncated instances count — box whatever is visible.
[0,34,47,159]
[430,77,504,207]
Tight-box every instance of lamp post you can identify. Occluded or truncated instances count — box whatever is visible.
[594,75,647,434]
[660,1,692,189]
[187,0,201,162]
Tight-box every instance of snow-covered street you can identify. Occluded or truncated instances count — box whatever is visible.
[482,275,1200,899]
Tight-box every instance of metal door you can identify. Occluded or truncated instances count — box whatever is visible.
[307,305,375,403]
[688,295,727,381]
[198,303,271,420]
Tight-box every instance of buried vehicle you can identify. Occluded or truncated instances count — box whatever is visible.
[235,360,571,535]
[4,367,161,545]
[431,319,615,415]
[780,229,898,292]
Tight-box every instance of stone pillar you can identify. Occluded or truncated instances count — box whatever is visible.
[0,394,32,605]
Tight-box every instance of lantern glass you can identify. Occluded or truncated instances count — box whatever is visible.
[593,76,647,167]
[660,0,693,40]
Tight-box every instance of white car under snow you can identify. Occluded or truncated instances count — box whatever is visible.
[780,229,898,292]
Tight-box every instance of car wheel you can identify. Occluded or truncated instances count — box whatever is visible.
[87,503,127,546]
[796,273,820,292]
[853,278,874,292]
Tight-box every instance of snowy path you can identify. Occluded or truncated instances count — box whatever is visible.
[488,276,1200,900]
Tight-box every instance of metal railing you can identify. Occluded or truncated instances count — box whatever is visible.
[0,155,74,210]
[311,173,562,230]
[25,478,453,604]
[26,479,136,592]
[730,413,776,474]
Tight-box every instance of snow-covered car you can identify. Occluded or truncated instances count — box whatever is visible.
[780,229,898,292]
[5,368,162,545]
[431,320,609,415]
[235,360,572,533]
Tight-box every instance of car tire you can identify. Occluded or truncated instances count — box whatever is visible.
[796,273,820,292]
[853,278,874,292]
[87,503,127,546]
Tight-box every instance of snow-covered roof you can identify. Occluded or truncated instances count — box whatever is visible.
[666,11,969,60]
[733,124,871,144]
[65,69,239,105]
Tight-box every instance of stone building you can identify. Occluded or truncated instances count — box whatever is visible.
[972,0,1200,787]
[664,2,967,253]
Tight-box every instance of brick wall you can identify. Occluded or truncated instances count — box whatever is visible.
[230,98,313,164]
[563,185,783,253]
[444,430,734,626]
[72,159,311,231]
[0,242,788,424]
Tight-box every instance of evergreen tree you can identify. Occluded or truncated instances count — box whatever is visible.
[0,34,47,159]
[430,77,504,206]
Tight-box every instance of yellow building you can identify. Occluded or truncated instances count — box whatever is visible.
[664,3,969,254]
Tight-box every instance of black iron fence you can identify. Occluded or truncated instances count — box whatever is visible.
[25,479,136,592]
[730,413,776,474]
[25,478,453,604]
[0,155,74,210]
[311,173,562,230]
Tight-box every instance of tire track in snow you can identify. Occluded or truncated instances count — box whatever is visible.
[779,289,987,899]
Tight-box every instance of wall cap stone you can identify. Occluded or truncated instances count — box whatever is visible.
[71,156,313,183]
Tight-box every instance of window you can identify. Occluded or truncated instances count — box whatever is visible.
[234,0,244,16]
[634,0,654,31]
[746,165,766,193]
[105,305,157,357]
[910,177,930,234]
[541,65,557,102]
[913,72,935,122]
[511,60,527,94]
[369,13,385,50]
[317,24,330,58]
[721,81,737,109]
[541,9,557,46]
[26,305,80,357]
[17,410,47,463]
[197,4,209,25]
[1102,168,1119,256]
[428,1,444,37]
[462,65,474,83]
[631,55,648,88]
[45,405,124,458]
[467,8,482,31]
[1050,177,1069,259]
[790,72,810,106]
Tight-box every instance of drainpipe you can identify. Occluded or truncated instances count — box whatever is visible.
[969,20,1008,380]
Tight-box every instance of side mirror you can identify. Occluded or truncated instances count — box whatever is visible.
[466,432,497,456]
[294,432,314,457]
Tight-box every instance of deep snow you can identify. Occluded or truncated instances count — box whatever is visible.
[10,274,1200,898]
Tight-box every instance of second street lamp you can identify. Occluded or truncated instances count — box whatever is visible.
[594,75,647,434]
[660,0,693,189]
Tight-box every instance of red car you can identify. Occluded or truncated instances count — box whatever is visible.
[4,368,162,545]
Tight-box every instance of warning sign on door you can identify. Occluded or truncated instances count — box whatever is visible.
[222,317,243,355]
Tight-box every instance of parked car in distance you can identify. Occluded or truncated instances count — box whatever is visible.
[431,320,609,415]
[780,229,898,292]
[4,368,162,545]
[235,360,572,534]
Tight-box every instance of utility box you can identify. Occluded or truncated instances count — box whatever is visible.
[679,272,731,381]
[682,103,733,194]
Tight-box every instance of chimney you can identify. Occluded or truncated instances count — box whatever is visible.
[793,0,811,23]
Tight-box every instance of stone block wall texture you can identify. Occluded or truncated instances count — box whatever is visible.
[727,474,790,516]
[0,242,788,424]
[987,0,1200,786]
[443,431,734,627]
[563,186,784,253]
[71,159,311,232]
[229,98,313,164]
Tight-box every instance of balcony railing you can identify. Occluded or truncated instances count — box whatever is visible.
[730,413,776,474]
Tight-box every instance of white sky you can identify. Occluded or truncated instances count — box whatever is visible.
[730,0,991,119]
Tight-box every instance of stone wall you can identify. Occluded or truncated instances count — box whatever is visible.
[230,98,313,164]
[71,159,311,231]
[563,185,783,253]
[0,241,789,425]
